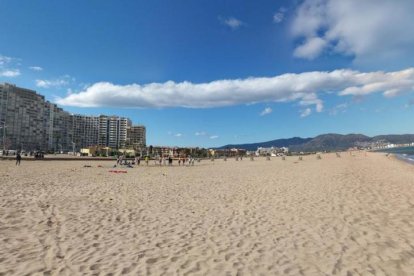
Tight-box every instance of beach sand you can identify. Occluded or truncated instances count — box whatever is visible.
[1,152,414,275]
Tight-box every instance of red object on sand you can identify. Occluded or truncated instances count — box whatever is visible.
[108,170,128,173]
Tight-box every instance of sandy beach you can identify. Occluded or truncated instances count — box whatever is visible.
[1,152,414,275]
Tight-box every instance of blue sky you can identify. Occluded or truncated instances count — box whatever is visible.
[1,0,414,147]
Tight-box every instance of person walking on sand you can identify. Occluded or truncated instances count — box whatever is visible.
[16,152,22,166]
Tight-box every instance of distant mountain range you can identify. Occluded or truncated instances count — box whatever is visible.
[217,134,414,152]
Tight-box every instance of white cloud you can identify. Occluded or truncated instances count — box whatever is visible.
[291,0,414,63]
[300,108,312,117]
[168,131,182,137]
[55,68,414,117]
[36,75,71,88]
[0,69,20,77]
[0,55,13,66]
[221,17,244,30]
[273,12,284,23]
[29,66,43,71]
[260,107,272,116]
[293,37,327,60]
[196,131,219,139]
[0,55,20,78]
[338,68,414,97]
[329,103,348,115]
[299,93,323,112]
[273,7,287,23]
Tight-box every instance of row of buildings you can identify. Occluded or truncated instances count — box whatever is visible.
[0,83,146,152]
[254,146,289,156]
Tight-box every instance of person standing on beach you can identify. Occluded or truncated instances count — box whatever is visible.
[16,152,22,166]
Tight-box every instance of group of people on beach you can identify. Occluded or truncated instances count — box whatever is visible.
[114,155,196,168]
[177,156,196,166]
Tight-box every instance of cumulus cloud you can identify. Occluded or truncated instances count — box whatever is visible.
[0,55,13,66]
[196,131,219,139]
[329,103,348,115]
[0,55,20,78]
[293,37,327,59]
[300,108,312,117]
[273,12,284,23]
[29,66,43,71]
[291,0,414,62]
[0,69,20,77]
[273,7,287,23]
[168,131,182,137]
[55,68,414,116]
[36,75,72,88]
[299,93,324,112]
[220,17,244,30]
[338,69,414,97]
[260,107,273,116]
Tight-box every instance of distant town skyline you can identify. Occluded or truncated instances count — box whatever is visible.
[1,0,414,147]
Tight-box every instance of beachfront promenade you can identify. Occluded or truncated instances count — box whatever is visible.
[1,152,414,275]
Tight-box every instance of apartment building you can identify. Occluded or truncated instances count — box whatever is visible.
[126,125,146,149]
[46,103,74,152]
[72,114,99,150]
[0,83,48,151]
[98,115,131,149]
[0,83,146,152]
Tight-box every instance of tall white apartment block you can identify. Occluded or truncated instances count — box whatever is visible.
[98,115,131,149]
[0,83,48,151]
[0,83,145,152]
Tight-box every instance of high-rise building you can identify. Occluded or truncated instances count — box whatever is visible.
[98,115,131,149]
[0,83,48,151]
[0,83,146,152]
[46,103,74,152]
[72,114,99,150]
[126,125,146,149]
